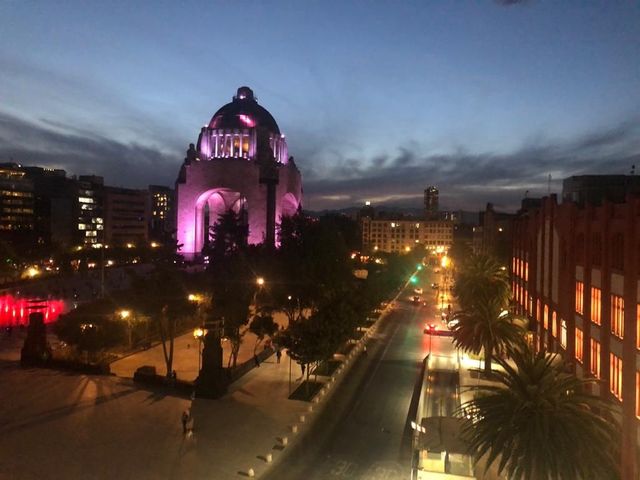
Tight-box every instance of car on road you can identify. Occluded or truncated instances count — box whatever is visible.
[412,295,421,304]
[423,322,453,336]
[431,283,439,289]
[413,287,423,294]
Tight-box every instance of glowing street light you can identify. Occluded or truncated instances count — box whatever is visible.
[193,327,205,339]
[193,327,206,372]
[25,266,40,279]
[441,256,451,269]
[118,310,133,347]
[256,277,265,287]
[188,293,202,303]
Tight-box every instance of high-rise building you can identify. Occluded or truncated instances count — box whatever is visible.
[512,193,640,478]
[175,86,302,257]
[0,164,35,239]
[103,186,150,246]
[149,185,174,242]
[563,175,640,206]
[22,166,75,247]
[76,175,104,246]
[424,186,439,220]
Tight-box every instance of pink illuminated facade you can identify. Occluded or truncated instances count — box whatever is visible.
[176,87,302,256]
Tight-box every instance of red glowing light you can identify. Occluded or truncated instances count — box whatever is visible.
[0,295,66,327]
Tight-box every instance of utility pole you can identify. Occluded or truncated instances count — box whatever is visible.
[100,245,105,299]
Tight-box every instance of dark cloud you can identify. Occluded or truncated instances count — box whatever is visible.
[0,111,182,188]
[495,0,529,6]
[1,109,638,214]
[302,119,640,212]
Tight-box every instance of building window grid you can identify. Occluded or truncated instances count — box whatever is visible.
[575,281,584,315]
[609,353,623,401]
[591,287,601,325]
[611,295,624,339]
[590,339,601,378]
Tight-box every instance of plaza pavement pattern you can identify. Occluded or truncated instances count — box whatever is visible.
[0,307,370,480]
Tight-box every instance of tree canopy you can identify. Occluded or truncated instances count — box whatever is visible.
[462,346,620,480]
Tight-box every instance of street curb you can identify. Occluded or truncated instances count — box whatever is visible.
[246,277,412,478]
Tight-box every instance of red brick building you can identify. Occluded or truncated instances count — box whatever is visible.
[512,193,640,479]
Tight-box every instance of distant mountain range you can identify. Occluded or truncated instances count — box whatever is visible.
[304,205,480,224]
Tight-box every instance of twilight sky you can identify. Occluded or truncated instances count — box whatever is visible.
[1,1,639,212]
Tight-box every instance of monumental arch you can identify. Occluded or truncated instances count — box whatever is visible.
[175,87,302,257]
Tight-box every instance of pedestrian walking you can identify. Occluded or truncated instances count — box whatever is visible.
[181,410,189,434]
[276,349,282,364]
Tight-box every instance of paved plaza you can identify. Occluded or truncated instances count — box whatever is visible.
[0,348,309,480]
[0,303,313,480]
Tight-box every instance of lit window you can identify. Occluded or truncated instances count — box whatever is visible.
[591,287,601,325]
[611,295,624,339]
[560,319,567,348]
[575,281,584,315]
[637,305,640,350]
[78,197,94,204]
[610,353,623,401]
[590,339,601,378]
[543,305,549,330]
[636,371,640,419]
[575,327,583,362]
[78,224,86,231]
[551,311,557,337]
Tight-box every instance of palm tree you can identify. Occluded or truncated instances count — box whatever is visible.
[450,294,524,375]
[461,346,620,480]
[454,253,510,311]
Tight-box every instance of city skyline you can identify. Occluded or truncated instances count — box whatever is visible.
[1,1,639,211]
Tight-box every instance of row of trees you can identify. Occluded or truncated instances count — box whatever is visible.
[449,251,620,479]
[204,210,415,379]
[54,210,418,383]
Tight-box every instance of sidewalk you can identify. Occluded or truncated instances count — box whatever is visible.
[110,312,290,380]
[170,312,383,479]
[172,350,311,479]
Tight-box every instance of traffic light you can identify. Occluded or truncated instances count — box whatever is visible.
[417,264,423,271]
[410,276,417,284]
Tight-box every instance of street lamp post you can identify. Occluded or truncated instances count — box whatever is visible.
[193,327,205,373]
[118,310,132,348]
